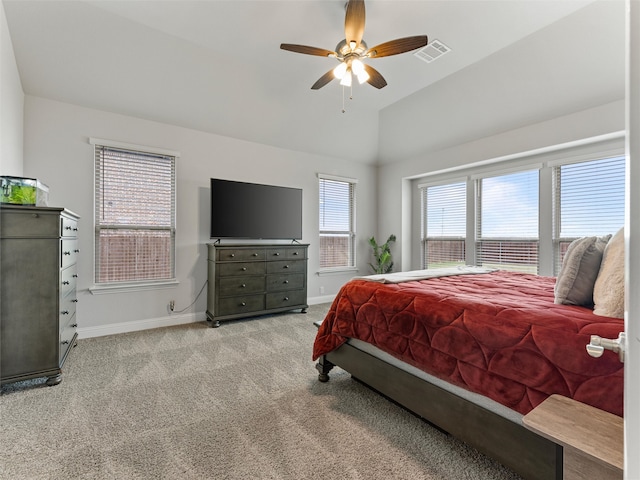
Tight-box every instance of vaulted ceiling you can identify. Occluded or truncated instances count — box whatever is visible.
[3,1,624,164]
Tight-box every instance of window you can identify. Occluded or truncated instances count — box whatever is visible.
[318,174,356,270]
[93,139,177,286]
[553,156,625,272]
[421,181,466,268]
[476,169,539,273]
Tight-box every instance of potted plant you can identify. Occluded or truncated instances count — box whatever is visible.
[368,234,396,274]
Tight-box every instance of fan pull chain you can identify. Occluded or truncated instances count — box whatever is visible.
[341,85,355,114]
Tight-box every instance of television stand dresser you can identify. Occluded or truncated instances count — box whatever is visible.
[206,243,309,327]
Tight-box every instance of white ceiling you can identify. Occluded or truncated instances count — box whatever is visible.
[3,0,620,164]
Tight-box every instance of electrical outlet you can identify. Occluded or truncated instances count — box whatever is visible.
[169,300,175,312]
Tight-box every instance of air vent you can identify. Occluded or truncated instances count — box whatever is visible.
[414,40,451,63]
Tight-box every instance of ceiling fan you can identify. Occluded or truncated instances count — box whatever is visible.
[280,0,428,91]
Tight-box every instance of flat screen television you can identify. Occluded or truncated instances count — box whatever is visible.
[210,178,303,240]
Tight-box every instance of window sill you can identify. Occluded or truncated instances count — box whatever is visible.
[317,267,359,277]
[90,279,179,295]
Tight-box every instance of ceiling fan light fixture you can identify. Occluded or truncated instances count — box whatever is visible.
[351,58,369,84]
[356,69,369,84]
[333,62,348,80]
[339,70,353,87]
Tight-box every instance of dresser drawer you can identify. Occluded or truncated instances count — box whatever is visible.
[60,216,79,237]
[60,239,79,269]
[267,273,305,292]
[59,321,77,363]
[266,290,307,310]
[217,261,266,277]
[216,248,265,262]
[266,260,306,274]
[265,247,307,260]
[59,294,77,327]
[217,295,265,317]
[218,276,265,297]
[0,209,60,238]
[60,264,77,298]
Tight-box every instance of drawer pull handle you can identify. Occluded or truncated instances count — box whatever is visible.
[65,226,72,230]
[240,302,246,307]
[241,284,246,288]
[74,249,80,253]
[284,297,289,301]
[283,265,289,269]
[71,299,78,303]
[252,253,258,257]
[62,340,70,345]
[230,253,235,258]
[284,280,289,284]
[72,323,78,328]
[62,281,70,285]
[73,274,78,278]
[241,267,247,271]
[63,251,71,255]
[293,252,299,256]
[61,310,69,315]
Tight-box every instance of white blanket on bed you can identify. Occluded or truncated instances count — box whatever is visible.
[355,265,497,284]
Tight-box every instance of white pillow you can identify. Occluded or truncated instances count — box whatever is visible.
[593,228,624,318]
[554,235,610,306]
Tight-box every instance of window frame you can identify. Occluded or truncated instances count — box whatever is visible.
[317,173,357,274]
[415,134,625,276]
[419,178,467,269]
[89,138,179,294]
[474,167,541,274]
[551,154,626,274]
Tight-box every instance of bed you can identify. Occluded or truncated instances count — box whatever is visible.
[313,266,624,480]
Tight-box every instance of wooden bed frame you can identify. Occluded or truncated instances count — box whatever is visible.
[315,337,563,480]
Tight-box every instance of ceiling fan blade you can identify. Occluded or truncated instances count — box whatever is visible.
[280,44,336,57]
[344,0,366,49]
[364,64,387,89]
[311,69,336,90]
[366,35,429,58]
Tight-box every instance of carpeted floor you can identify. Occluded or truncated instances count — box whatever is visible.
[0,304,522,479]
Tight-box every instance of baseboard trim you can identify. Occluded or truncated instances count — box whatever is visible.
[77,311,207,339]
[77,296,335,339]
[308,294,336,305]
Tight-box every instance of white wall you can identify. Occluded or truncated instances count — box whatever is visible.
[0,0,24,175]
[23,96,377,336]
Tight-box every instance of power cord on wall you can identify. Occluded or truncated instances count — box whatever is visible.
[171,280,208,314]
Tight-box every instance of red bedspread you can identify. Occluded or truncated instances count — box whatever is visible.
[313,271,624,416]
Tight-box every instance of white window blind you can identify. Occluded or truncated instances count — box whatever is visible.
[319,176,356,269]
[421,181,466,268]
[477,169,539,273]
[553,155,625,272]
[94,144,176,284]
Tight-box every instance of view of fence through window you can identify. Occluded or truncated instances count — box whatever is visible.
[422,155,625,274]
[319,177,355,269]
[477,169,539,273]
[95,145,176,284]
[423,181,466,268]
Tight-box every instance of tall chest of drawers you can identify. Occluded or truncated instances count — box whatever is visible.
[0,205,80,386]
[207,243,309,327]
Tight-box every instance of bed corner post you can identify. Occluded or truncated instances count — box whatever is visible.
[315,355,334,382]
